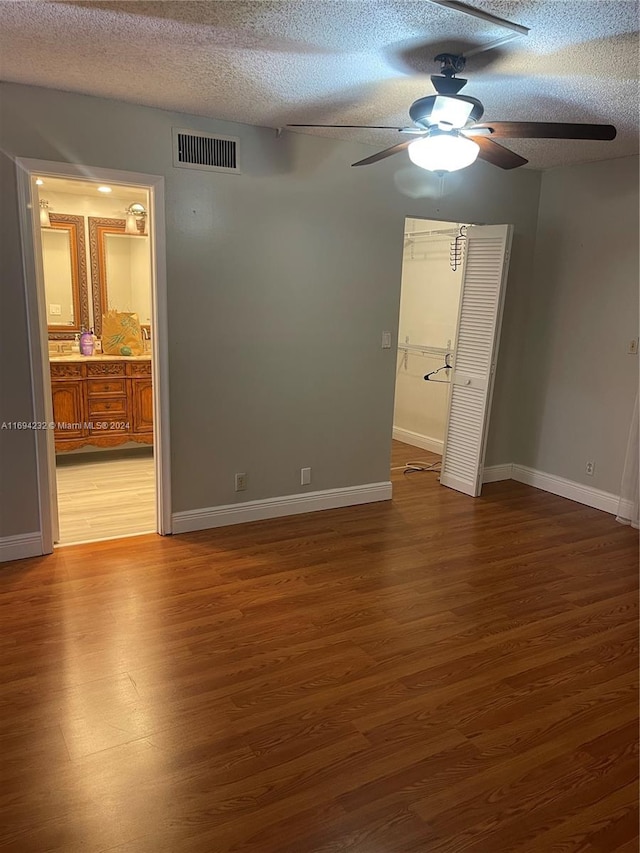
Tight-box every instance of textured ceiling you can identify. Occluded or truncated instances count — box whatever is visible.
[0,0,638,170]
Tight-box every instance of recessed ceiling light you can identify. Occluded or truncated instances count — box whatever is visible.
[35,178,44,185]
[97,186,112,193]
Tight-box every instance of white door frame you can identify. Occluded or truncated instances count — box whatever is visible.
[392,214,467,455]
[15,158,172,551]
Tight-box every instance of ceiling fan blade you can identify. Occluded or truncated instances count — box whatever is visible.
[351,139,414,167]
[287,124,407,130]
[460,126,494,137]
[475,136,528,169]
[471,121,617,141]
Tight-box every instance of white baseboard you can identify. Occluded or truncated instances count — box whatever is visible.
[483,463,514,483]
[392,427,443,455]
[172,481,393,535]
[0,532,43,563]
[511,464,620,515]
[483,463,621,515]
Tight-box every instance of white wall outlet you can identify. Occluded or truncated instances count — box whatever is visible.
[301,467,311,486]
[381,331,392,349]
[585,461,595,476]
[49,303,62,315]
[628,338,638,355]
[234,472,247,491]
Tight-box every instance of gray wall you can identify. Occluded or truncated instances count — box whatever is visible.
[0,82,541,538]
[516,155,639,493]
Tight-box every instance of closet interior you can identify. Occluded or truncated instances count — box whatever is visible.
[393,217,467,464]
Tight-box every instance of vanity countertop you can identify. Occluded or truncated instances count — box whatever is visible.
[49,353,152,363]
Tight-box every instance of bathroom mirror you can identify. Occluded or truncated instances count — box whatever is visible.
[89,217,152,337]
[43,213,90,339]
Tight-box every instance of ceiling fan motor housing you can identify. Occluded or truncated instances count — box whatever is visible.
[409,94,484,130]
[430,74,468,96]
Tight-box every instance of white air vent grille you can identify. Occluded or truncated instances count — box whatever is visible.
[172,128,240,173]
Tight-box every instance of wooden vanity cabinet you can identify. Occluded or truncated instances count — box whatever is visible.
[131,379,154,434]
[51,376,87,442]
[50,358,153,452]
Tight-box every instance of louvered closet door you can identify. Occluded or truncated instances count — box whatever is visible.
[440,224,513,497]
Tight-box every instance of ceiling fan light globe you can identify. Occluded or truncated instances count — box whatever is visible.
[408,134,480,172]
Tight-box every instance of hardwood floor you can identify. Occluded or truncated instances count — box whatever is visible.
[1,440,637,852]
[55,449,156,544]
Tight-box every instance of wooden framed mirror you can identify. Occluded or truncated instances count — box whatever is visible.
[89,217,151,337]
[43,213,90,339]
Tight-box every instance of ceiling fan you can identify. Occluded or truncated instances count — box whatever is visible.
[287,53,617,172]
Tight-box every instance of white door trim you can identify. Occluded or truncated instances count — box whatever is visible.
[15,158,172,552]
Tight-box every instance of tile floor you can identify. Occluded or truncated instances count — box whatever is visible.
[55,449,156,544]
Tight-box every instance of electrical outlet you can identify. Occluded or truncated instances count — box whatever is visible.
[628,338,638,355]
[234,472,247,492]
[585,461,595,476]
[301,467,311,486]
[381,331,392,349]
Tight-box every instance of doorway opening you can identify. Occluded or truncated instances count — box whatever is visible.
[392,217,465,479]
[391,217,513,497]
[17,159,171,550]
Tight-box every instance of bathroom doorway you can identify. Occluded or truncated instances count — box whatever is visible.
[16,159,170,549]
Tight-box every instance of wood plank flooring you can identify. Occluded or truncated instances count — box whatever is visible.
[55,449,156,544]
[1,440,637,852]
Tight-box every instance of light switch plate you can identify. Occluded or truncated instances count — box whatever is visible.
[381,331,392,349]
[49,303,62,315]
[628,338,638,355]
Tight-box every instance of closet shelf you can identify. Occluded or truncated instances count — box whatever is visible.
[397,343,454,357]
[404,227,461,240]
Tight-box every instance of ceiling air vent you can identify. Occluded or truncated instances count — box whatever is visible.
[172,128,241,174]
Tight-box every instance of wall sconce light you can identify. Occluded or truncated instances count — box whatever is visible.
[125,203,147,235]
[39,199,51,228]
